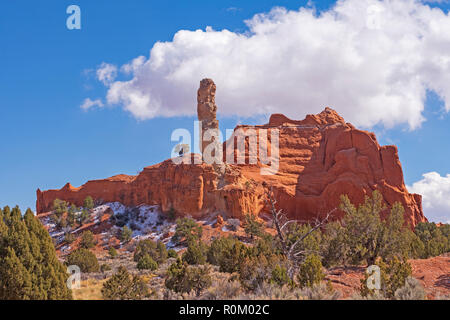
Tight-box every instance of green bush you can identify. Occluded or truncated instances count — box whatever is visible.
[121,226,132,243]
[64,232,76,244]
[100,264,112,273]
[172,217,203,244]
[297,254,325,288]
[137,254,158,271]
[108,247,118,259]
[207,237,248,273]
[134,239,167,264]
[360,257,412,299]
[80,230,95,249]
[165,258,212,296]
[66,248,99,273]
[53,199,68,215]
[414,222,449,258]
[243,214,264,240]
[102,266,149,300]
[271,265,291,287]
[182,239,207,265]
[238,254,281,291]
[83,196,95,210]
[323,191,413,266]
[79,209,90,225]
[168,249,177,258]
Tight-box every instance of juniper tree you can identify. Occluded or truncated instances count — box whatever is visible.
[0,206,72,300]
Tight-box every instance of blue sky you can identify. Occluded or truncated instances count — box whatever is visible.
[1,0,450,222]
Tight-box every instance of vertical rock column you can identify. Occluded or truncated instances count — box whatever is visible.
[197,79,220,161]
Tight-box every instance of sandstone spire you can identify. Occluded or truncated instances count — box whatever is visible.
[197,78,219,157]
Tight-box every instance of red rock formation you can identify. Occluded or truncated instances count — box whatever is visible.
[197,78,219,157]
[234,107,425,226]
[37,81,426,227]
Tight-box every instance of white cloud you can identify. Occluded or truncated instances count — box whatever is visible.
[80,98,104,110]
[96,62,118,86]
[91,0,450,129]
[408,172,450,223]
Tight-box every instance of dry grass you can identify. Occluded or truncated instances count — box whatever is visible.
[72,278,107,300]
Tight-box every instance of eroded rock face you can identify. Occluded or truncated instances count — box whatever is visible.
[233,108,425,226]
[37,81,426,227]
[197,78,219,156]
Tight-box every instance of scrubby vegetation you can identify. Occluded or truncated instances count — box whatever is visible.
[0,206,72,300]
[101,266,149,300]
[134,239,168,265]
[80,231,96,249]
[67,248,100,273]
[4,187,448,300]
[165,258,212,295]
[172,217,203,244]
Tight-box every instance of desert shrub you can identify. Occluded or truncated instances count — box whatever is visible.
[121,226,132,243]
[134,239,167,264]
[407,231,426,259]
[300,282,340,300]
[161,289,198,300]
[172,217,203,244]
[165,258,212,295]
[83,196,94,210]
[270,265,291,287]
[182,239,207,265]
[108,246,118,259]
[66,248,99,273]
[243,214,264,240]
[168,249,177,258]
[238,254,283,291]
[414,222,449,258]
[285,223,322,256]
[394,277,426,300]
[67,206,77,227]
[64,232,76,244]
[53,199,68,215]
[101,266,149,300]
[157,241,168,262]
[79,209,90,225]
[100,264,112,273]
[137,254,158,271]
[249,282,306,300]
[360,257,412,299]
[297,254,325,288]
[80,230,95,249]
[200,273,243,300]
[0,206,72,300]
[207,237,248,273]
[324,191,412,266]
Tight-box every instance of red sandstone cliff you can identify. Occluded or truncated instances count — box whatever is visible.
[36,80,426,227]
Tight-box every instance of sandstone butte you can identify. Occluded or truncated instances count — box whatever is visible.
[36,79,426,227]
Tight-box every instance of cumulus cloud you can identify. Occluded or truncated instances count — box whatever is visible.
[80,98,104,110]
[88,0,450,129]
[96,62,118,86]
[408,172,450,223]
